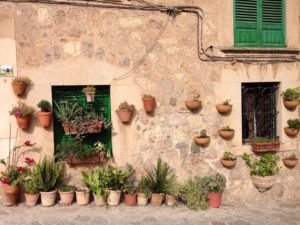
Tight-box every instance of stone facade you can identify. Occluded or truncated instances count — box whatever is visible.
[0,0,300,206]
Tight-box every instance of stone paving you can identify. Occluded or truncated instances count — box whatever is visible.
[0,202,299,225]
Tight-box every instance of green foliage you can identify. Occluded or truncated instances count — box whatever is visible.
[223,152,236,161]
[37,100,51,112]
[9,102,35,117]
[198,129,208,138]
[242,153,280,177]
[23,179,39,194]
[138,175,151,198]
[143,158,177,194]
[82,86,96,93]
[53,100,83,124]
[287,119,300,130]
[179,176,208,210]
[59,185,75,192]
[222,99,231,105]
[222,125,234,131]
[281,87,300,101]
[118,101,135,111]
[203,173,226,193]
[32,156,64,192]
[143,94,154,99]
[12,76,31,85]
[106,165,133,191]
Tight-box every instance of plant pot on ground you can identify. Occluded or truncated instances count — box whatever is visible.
[82,86,96,103]
[137,176,151,206]
[37,100,52,128]
[115,101,135,123]
[59,185,75,205]
[165,183,180,207]
[282,154,298,168]
[250,137,280,153]
[243,153,279,192]
[9,102,35,130]
[142,94,156,113]
[216,99,232,114]
[220,152,237,168]
[203,173,226,208]
[11,76,31,96]
[76,189,90,206]
[284,119,300,137]
[185,94,202,111]
[23,180,40,207]
[218,126,234,139]
[194,129,210,146]
[281,87,300,110]
[123,175,137,206]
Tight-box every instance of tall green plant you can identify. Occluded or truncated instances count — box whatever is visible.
[32,156,64,192]
[107,165,133,190]
[203,173,226,193]
[53,100,82,124]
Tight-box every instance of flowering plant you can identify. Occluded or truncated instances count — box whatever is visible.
[9,102,35,118]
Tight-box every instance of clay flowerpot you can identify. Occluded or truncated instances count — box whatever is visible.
[220,158,236,168]
[251,141,280,153]
[250,175,277,192]
[165,194,177,206]
[137,193,148,206]
[218,129,234,139]
[208,192,222,208]
[124,193,137,206]
[40,190,57,207]
[142,97,156,113]
[216,104,232,114]
[107,190,121,206]
[185,100,202,111]
[2,183,19,206]
[25,193,40,207]
[116,109,134,123]
[284,127,299,137]
[76,190,90,206]
[59,190,74,205]
[12,82,27,96]
[84,92,95,103]
[151,193,164,207]
[16,115,31,130]
[283,100,299,110]
[37,111,52,128]
[93,193,106,206]
[194,136,210,146]
[282,158,298,168]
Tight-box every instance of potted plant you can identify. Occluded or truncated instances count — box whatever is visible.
[250,137,280,153]
[165,183,180,207]
[9,102,35,130]
[282,154,298,168]
[216,99,232,114]
[82,168,109,207]
[59,185,75,205]
[75,188,91,206]
[179,176,208,210]
[185,94,202,111]
[32,156,64,207]
[11,76,31,96]
[142,94,156,113]
[37,100,52,128]
[194,129,210,146]
[143,158,177,207]
[218,126,235,139]
[281,87,300,110]
[82,86,96,102]
[242,153,279,192]
[123,176,137,206]
[220,152,237,168]
[115,101,135,123]
[285,119,300,137]
[23,179,40,207]
[203,173,226,208]
[137,175,151,206]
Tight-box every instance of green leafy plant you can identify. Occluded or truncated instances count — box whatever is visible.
[59,184,75,192]
[37,100,51,112]
[94,141,111,158]
[32,156,64,192]
[143,94,154,99]
[53,100,82,125]
[222,99,231,105]
[118,101,135,111]
[12,76,31,85]
[242,153,280,177]
[222,125,234,131]
[223,152,236,161]
[9,102,35,117]
[82,86,96,93]
[106,165,133,191]
[143,158,177,194]
[251,137,278,143]
[281,87,300,101]
[179,176,208,210]
[197,129,208,138]
[287,119,300,130]
[203,173,226,193]
[23,179,39,195]
[138,175,151,198]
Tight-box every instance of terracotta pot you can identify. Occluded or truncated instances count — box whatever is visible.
[143,97,156,113]
[2,183,19,206]
[283,100,299,110]
[93,193,106,206]
[116,109,134,123]
[194,136,210,146]
[137,193,148,206]
[25,193,40,207]
[218,129,234,139]
[220,158,236,168]
[185,100,202,110]
[66,152,105,166]
[124,193,137,206]
[37,111,52,128]
[59,190,74,205]
[284,127,299,137]
[208,192,222,208]
[107,190,121,206]
[251,141,280,153]
[12,82,27,96]
[250,175,277,192]
[16,115,31,130]
[40,190,57,207]
[84,92,95,102]
[216,104,232,114]
[76,190,90,206]
[282,158,298,168]
[165,194,177,206]
[151,193,164,207]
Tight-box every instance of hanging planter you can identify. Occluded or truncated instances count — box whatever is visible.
[218,126,234,139]
[250,138,280,153]
[142,94,156,113]
[115,101,135,123]
[185,94,202,111]
[9,102,35,130]
[216,99,232,114]
[37,100,52,128]
[11,76,31,96]
[284,119,300,137]
[250,175,277,192]
[220,152,237,169]
[194,129,210,146]
[282,154,298,168]
[82,86,96,103]
[66,153,105,166]
[281,88,300,110]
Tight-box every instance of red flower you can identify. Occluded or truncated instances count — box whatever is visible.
[17,166,26,173]
[24,157,35,164]
[24,140,31,146]
[1,177,10,184]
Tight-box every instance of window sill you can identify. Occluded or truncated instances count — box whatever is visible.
[219,47,300,55]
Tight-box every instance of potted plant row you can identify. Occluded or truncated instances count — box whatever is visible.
[11,76,31,96]
[284,119,300,137]
[281,87,300,110]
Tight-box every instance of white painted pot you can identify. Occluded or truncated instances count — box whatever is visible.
[137,193,148,206]
[107,190,121,206]
[76,190,90,206]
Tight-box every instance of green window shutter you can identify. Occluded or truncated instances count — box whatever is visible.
[261,0,285,47]
[234,0,259,47]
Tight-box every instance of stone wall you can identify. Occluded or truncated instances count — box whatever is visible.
[0,0,300,206]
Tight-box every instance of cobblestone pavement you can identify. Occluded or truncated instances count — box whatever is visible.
[0,203,299,225]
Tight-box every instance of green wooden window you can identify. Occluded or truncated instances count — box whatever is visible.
[52,85,112,158]
[234,0,285,47]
